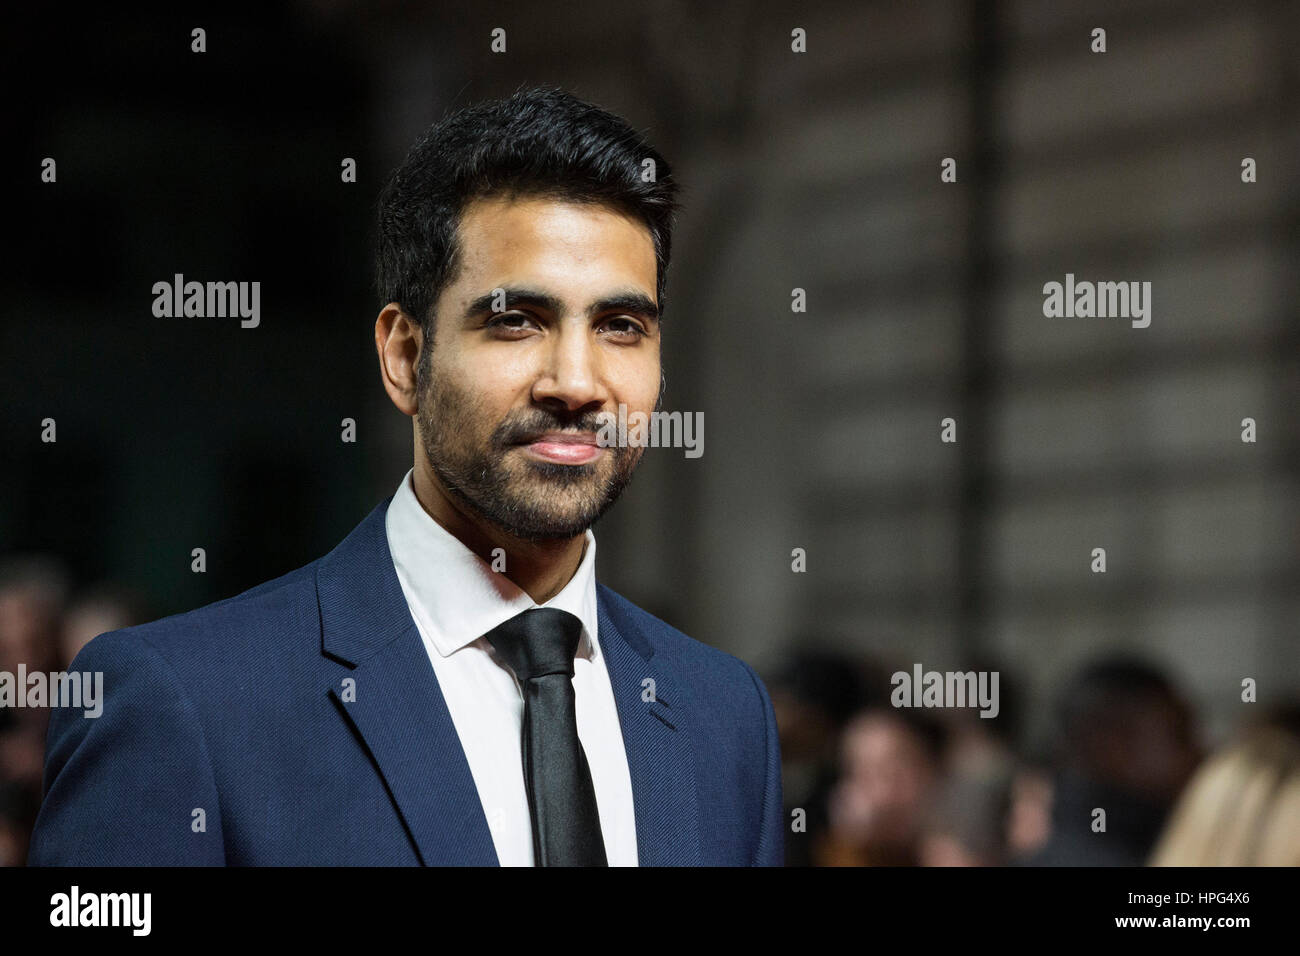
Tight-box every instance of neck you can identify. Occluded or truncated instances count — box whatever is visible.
[411,463,586,604]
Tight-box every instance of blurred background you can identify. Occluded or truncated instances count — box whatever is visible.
[2,0,1297,866]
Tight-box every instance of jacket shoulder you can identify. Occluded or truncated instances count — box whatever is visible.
[597,583,784,866]
[79,561,321,675]
[596,583,770,699]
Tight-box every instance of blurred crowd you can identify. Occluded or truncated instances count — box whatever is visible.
[772,647,1300,866]
[0,557,147,866]
[2,553,1297,867]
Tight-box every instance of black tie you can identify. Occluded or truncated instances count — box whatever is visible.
[483,608,608,866]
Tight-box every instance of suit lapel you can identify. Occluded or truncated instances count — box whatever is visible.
[314,497,702,866]
[598,587,702,865]
[317,498,497,866]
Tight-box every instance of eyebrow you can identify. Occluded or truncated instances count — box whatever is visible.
[463,286,661,323]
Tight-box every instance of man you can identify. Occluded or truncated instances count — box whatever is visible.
[1014,655,1200,866]
[28,86,783,866]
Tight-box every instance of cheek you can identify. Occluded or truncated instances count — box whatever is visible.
[434,348,533,414]
[609,350,662,411]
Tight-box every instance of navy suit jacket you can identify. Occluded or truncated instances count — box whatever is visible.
[28,497,784,866]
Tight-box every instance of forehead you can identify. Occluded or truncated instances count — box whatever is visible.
[452,194,657,297]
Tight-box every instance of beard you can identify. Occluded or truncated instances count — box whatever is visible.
[415,353,645,541]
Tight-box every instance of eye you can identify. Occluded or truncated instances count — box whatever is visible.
[599,316,647,339]
[485,311,540,335]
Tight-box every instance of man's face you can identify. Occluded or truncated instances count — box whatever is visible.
[415,195,662,541]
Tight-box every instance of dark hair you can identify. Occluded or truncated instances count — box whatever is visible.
[375,85,680,335]
[1054,654,1182,746]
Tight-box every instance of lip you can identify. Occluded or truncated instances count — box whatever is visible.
[521,431,599,446]
[516,431,604,464]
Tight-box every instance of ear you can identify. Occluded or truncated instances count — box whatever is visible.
[375,303,423,417]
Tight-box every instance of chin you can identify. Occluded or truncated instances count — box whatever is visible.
[516,458,604,483]
[495,516,597,542]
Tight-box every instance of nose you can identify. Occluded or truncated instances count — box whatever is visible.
[531,323,609,413]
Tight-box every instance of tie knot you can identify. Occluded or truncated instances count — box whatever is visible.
[483,608,583,682]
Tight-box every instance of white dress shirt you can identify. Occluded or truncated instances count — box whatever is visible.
[384,468,639,866]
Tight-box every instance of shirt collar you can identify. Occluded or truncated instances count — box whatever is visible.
[384,468,600,662]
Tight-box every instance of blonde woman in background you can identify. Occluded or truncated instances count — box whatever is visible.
[1151,710,1300,866]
